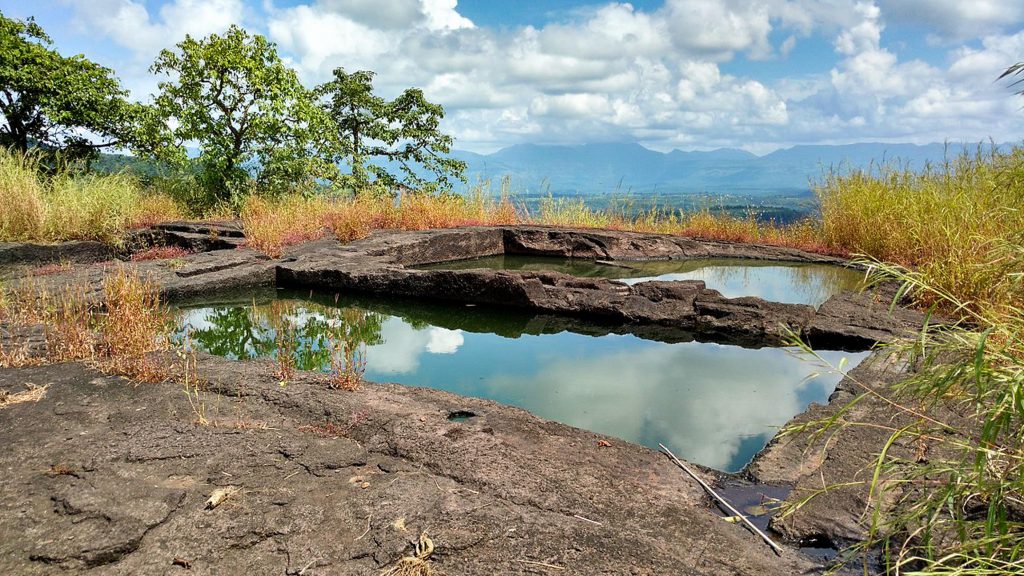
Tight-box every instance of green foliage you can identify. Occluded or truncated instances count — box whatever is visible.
[999,62,1024,98]
[0,11,138,163]
[315,67,465,195]
[182,300,384,372]
[787,253,1024,575]
[140,25,336,210]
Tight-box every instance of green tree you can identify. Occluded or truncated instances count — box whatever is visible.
[0,12,137,162]
[315,67,465,195]
[142,25,334,207]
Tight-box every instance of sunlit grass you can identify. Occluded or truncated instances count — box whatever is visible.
[241,185,518,257]
[0,150,46,240]
[0,149,182,244]
[816,146,1024,314]
[0,267,170,380]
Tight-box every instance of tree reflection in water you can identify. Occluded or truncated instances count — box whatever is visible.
[179,299,385,373]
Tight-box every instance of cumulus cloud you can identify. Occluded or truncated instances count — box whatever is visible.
[53,0,1024,152]
[489,342,868,471]
[64,0,244,58]
[878,0,1024,41]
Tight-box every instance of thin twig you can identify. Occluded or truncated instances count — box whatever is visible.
[297,557,321,575]
[355,514,372,541]
[659,443,784,556]
[515,559,565,571]
[573,514,603,526]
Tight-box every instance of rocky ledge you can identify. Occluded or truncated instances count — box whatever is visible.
[0,224,935,574]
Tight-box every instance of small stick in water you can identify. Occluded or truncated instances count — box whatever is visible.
[659,443,783,556]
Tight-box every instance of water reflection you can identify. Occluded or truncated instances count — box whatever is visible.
[419,255,865,306]
[176,294,867,472]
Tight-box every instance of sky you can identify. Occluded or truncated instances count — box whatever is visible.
[5,0,1024,154]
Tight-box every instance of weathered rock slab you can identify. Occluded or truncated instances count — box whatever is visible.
[0,360,819,575]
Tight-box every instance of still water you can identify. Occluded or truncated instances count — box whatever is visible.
[176,291,867,472]
[418,255,864,307]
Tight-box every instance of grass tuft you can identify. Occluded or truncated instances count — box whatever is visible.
[99,267,170,380]
[0,149,182,245]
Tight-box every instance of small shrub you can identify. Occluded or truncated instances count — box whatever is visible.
[99,267,170,380]
[326,340,366,391]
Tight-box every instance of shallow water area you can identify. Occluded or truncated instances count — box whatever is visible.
[175,291,867,472]
[418,255,865,307]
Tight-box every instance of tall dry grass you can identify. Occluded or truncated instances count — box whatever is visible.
[816,147,1024,313]
[0,151,46,240]
[0,149,182,244]
[241,187,518,257]
[0,267,170,380]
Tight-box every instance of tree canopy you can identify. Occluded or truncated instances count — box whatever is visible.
[141,25,336,205]
[2,14,467,205]
[0,12,137,161]
[315,67,465,195]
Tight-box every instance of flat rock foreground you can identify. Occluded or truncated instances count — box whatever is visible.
[0,225,927,575]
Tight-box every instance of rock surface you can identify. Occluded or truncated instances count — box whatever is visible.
[0,240,114,266]
[1,360,818,575]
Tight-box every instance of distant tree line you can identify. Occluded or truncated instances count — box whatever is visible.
[0,12,465,210]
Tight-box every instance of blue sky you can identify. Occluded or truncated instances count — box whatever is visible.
[4,0,1023,153]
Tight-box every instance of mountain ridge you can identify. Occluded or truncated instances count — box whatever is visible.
[453,141,996,196]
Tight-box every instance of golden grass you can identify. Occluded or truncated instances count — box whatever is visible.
[99,267,170,380]
[242,188,518,257]
[816,147,1024,314]
[0,151,45,240]
[0,267,170,381]
[0,149,182,245]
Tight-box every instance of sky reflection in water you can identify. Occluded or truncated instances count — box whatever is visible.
[419,255,866,307]
[177,295,867,472]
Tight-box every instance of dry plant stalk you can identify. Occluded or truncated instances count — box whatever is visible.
[177,343,209,426]
[380,532,437,576]
[99,266,170,381]
[268,301,297,382]
[327,341,365,391]
[44,283,97,362]
[204,486,239,510]
[0,384,48,408]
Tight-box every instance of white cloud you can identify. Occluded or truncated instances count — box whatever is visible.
[665,0,774,60]
[65,0,244,58]
[268,5,395,76]
[426,328,464,354]
[316,0,423,29]
[490,342,868,471]
[879,0,1024,41]
[52,0,1024,152]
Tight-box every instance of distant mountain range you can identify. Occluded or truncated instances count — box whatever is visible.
[452,141,995,196]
